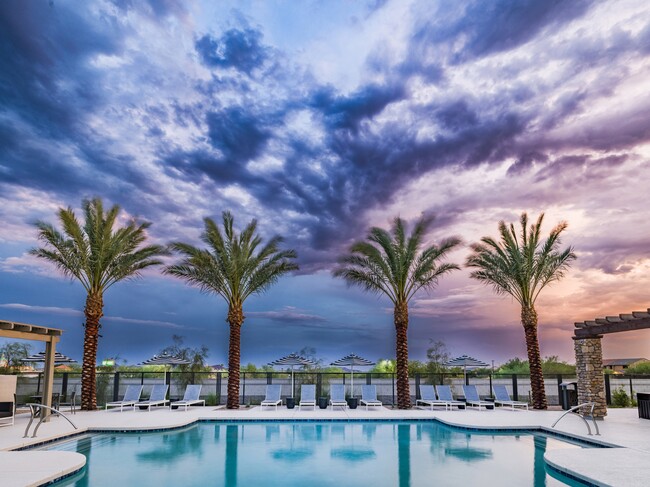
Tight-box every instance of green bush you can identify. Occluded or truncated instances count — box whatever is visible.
[205,393,218,406]
[611,387,631,407]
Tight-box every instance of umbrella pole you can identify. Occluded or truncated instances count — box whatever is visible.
[351,366,354,398]
[291,366,294,399]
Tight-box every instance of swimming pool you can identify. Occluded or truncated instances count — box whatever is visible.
[40,421,590,486]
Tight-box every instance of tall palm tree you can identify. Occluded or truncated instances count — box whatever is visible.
[165,211,298,409]
[466,213,576,410]
[333,216,461,409]
[31,198,167,410]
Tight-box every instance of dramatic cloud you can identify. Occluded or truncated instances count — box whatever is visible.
[1,0,649,364]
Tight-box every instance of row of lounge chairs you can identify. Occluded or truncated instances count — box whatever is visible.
[106,384,205,412]
[261,384,383,410]
[416,384,529,411]
[105,383,528,412]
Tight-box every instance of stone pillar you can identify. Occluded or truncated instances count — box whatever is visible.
[574,336,607,419]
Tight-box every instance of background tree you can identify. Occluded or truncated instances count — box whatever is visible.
[425,339,450,375]
[466,213,576,409]
[0,341,31,373]
[31,198,167,410]
[334,215,461,409]
[497,356,576,375]
[165,211,298,409]
[626,361,650,375]
[159,334,210,391]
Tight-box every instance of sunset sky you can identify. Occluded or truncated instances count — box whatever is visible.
[1,0,649,367]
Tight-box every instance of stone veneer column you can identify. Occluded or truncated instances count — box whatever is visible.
[574,336,607,419]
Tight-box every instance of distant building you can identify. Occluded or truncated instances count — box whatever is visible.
[210,364,227,372]
[602,358,648,373]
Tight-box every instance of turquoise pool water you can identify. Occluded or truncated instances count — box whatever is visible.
[41,421,589,486]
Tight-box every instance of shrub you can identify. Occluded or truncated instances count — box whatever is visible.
[205,393,218,406]
[611,387,631,407]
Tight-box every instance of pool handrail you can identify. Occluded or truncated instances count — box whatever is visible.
[551,402,600,436]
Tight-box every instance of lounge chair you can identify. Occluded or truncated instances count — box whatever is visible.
[105,385,143,412]
[299,384,316,410]
[58,388,77,415]
[462,385,494,410]
[0,376,17,427]
[261,384,282,411]
[329,384,348,409]
[137,384,169,411]
[360,385,382,410]
[435,385,466,410]
[493,385,529,411]
[170,385,205,411]
[417,385,451,410]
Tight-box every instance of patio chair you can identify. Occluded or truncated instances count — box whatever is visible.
[417,385,450,410]
[0,376,17,427]
[329,384,348,409]
[261,384,283,411]
[170,385,205,411]
[493,385,529,411]
[435,385,466,410]
[299,384,316,410]
[105,385,143,412]
[462,385,494,410]
[360,385,382,410]
[137,384,169,411]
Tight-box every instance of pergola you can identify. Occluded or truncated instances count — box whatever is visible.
[0,319,63,419]
[573,308,650,419]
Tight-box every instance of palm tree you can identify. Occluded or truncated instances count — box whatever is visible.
[31,198,167,410]
[466,213,576,410]
[333,216,461,409]
[165,211,298,409]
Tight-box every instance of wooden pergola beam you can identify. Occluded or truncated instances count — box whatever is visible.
[0,319,64,420]
[575,317,650,337]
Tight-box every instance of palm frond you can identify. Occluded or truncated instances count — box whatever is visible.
[466,212,576,306]
[31,198,166,295]
[166,212,298,307]
[334,214,459,305]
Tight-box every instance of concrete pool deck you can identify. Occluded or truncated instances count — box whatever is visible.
[1,406,648,486]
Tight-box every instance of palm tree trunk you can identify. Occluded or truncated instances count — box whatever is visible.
[227,304,244,409]
[394,300,411,409]
[521,305,547,409]
[81,292,103,410]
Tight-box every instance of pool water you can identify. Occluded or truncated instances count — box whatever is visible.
[42,421,589,486]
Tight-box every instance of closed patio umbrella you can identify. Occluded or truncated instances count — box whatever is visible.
[23,351,77,365]
[269,353,315,398]
[330,354,375,398]
[444,355,488,384]
[140,352,190,385]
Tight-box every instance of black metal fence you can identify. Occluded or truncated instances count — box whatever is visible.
[12,371,650,407]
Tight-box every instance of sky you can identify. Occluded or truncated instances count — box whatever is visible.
[1,0,650,368]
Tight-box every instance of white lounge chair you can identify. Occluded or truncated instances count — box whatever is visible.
[417,385,451,410]
[261,384,282,411]
[360,385,382,410]
[435,385,466,410]
[329,384,348,409]
[0,375,17,427]
[493,385,529,410]
[170,385,205,411]
[462,385,494,410]
[137,384,169,411]
[106,385,143,412]
[299,384,316,410]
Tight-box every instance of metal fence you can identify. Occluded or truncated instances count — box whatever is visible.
[11,371,650,407]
